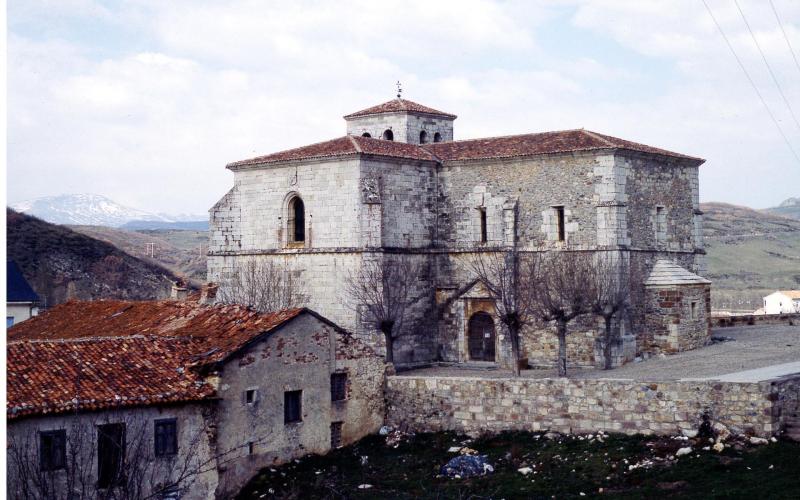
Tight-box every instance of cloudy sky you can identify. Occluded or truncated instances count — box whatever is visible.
[7,0,800,214]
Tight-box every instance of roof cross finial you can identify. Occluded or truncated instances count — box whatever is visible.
[396,80,402,99]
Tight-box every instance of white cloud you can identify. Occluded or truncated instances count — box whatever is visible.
[7,0,800,213]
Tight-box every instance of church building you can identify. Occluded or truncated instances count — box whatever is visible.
[208,95,710,369]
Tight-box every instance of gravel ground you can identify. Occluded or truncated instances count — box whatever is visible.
[396,324,800,381]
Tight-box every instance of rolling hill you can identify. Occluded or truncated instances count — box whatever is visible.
[68,225,208,284]
[701,202,800,312]
[6,209,182,307]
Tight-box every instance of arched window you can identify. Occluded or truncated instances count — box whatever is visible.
[433,132,442,143]
[419,130,428,144]
[288,196,305,243]
[361,132,371,138]
[382,129,394,141]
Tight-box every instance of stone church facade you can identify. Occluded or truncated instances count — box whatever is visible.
[208,97,710,369]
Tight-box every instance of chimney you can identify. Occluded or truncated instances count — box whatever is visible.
[170,280,189,301]
[200,282,219,305]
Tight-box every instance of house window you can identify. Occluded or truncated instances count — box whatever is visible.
[7,316,14,328]
[39,430,67,471]
[553,206,565,241]
[284,390,302,424]
[478,207,488,243]
[243,389,258,405]
[97,423,125,488]
[361,132,371,138]
[154,419,178,457]
[288,196,305,243]
[330,422,343,449]
[433,132,442,143]
[331,373,347,402]
[382,129,394,141]
[419,130,428,144]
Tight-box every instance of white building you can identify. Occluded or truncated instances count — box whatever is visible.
[762,291,800,314]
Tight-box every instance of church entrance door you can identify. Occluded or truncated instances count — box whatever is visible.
[467,312,496,362]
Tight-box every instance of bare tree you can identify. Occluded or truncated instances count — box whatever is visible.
[7,409,220,500]
[217,258,306,312]
[345,258,428,364]
[528,251,596,377]
[468,250,537,377]
[587,253,633,370]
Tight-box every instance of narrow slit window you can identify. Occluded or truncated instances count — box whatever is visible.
[655,206,665,243]
[554,206,565,242]
[330,422,343,449]
[690,301,698,319]
[478,208,487,243]
[288,197,305,243]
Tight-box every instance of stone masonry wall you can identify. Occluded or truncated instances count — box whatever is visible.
[643,283,711,354]
[386,375,800,438]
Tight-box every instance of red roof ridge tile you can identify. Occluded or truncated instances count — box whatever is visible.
[347,134,363,153]
[344,98,457,119]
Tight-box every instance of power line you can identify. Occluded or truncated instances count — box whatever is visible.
[735,0,800,133]
[769,0,800,77]
[702,0,800,163]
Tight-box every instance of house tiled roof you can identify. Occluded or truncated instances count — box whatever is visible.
[227,135,437,167]
[8,300,305,366]
[228,129,702,168]
[7,335,214,420]
[344,98,457,119]
[7,260,39,303]
[423,129,703,163]
[6,300,318,419]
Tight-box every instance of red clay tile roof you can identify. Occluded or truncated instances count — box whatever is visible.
[6,301,314,419]
[227,135,437,167]
[423,129,703,163]
[227,129,702,168]
[8,300,305,366]
[7,335,215,420]
[344,98,457,119]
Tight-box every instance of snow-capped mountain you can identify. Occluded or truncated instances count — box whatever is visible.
[10,194,205,227]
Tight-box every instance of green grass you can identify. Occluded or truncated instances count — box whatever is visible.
[236,432,800,499]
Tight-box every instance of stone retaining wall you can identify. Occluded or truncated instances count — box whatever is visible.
[386,374,800,438]
[712,313,800,328]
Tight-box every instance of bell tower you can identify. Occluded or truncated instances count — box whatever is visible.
[344,88,456,144]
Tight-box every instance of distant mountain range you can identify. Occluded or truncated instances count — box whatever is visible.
[764,197,800,221]
[10,194,208,229]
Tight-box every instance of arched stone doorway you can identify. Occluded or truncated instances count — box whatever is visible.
[467,312,496,362]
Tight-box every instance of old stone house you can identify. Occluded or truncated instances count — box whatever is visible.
[208,97,710,369]
[6,298,385,499]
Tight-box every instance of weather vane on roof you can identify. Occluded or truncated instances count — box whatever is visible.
[396,80,402,99]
